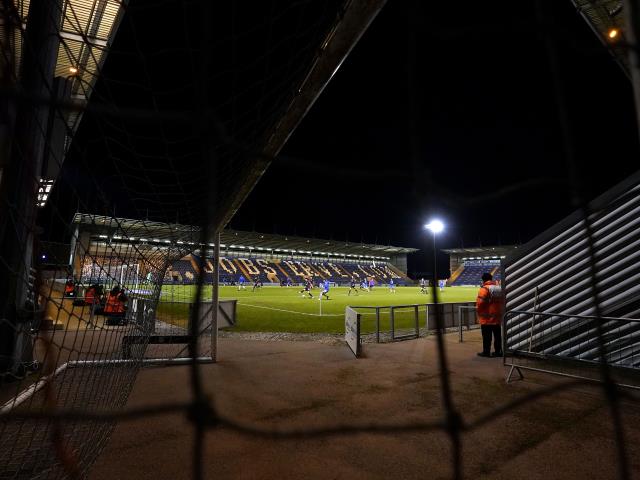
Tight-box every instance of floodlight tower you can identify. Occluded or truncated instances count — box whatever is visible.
[424,220,444,283]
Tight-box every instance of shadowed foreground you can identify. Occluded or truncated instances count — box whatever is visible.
[90,330,640,480]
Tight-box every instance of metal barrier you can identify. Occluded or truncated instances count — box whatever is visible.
[456,305,477,343]
[147,299,237,362]
[351,302,475,343]
[504,309,640,389]
[344,306,361,357]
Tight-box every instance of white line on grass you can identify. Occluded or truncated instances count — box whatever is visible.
[239,303,344,317]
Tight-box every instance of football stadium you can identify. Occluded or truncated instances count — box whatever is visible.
[61,213,496,336]
[1,1,640,480]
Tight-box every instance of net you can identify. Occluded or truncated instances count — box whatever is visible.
[0,0,357,477]
[2,1,636,480]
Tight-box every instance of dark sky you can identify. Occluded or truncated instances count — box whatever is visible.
[229,1,639,275]
[52,1,639,277]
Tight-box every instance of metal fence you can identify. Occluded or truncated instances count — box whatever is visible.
[456,305,478,343]
[352,302,476,343]
[2,0,640,479]
[504,309,640,389]
[147,299,237,363]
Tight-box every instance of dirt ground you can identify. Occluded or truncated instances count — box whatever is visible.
[89,330,640,480]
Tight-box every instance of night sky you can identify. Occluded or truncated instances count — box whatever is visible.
[229,1,639,276]
[53,1,640,277]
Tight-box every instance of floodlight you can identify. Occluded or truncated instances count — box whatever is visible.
[69,66,78,74]
[424,219,445,281]
[608,28,619,39]
[424,220,444,234]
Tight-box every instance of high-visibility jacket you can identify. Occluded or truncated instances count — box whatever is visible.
[85,287,96,305]
[476,280,504,325]
[117,292,128,311]
[104,293,125,314]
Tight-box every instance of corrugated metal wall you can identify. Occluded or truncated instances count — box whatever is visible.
[503,172,640,368]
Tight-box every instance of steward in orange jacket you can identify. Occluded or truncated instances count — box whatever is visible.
[104,286,126,315]
[476,280,503,325]
[64,279,75,297]
[476,272,504,357]
[84,285,97,305]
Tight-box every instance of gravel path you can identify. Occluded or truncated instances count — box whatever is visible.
[217,327,473,345]
[218,330,345,345]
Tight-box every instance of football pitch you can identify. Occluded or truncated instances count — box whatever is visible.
[157,285,477,334]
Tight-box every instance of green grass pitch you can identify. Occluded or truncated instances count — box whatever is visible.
[157,285,478,334]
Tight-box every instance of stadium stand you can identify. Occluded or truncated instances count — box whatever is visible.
[449,260,502,286]
[0,1,393,478]
[74,222,417,289]
[159,255,408,286]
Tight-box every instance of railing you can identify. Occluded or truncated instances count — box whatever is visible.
[456,305,477,343]
[350,302,475,343]
[504,309,640,389]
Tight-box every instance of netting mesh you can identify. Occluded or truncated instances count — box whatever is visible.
[0,214,196,479]
[0,0,348,478]
[1,0,639,480]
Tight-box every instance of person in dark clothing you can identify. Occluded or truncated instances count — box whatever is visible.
[299,277,313,298]
[348,277,358,296]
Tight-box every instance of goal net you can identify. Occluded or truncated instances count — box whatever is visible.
[0,0,366,477]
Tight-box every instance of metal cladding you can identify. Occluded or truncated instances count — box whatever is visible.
[504,171,640,368]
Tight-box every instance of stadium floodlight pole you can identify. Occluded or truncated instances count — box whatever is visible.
[212,231,220,362]
[424,220,444,283]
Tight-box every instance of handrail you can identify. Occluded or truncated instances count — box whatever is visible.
[457,306,476,343]
[504,308,640,388]
[349,302,475,343]
[351,301,474,310]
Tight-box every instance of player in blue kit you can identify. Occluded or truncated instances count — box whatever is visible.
[389,278,396,293]
[238,274,246,290]
[319,279,330,300]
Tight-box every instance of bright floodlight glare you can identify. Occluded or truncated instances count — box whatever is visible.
[608,28,619,39]
[425,220,444,234]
